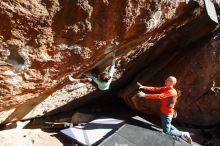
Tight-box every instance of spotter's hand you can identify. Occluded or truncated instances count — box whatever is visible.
[137,91,145,98]
[137,82,144,89]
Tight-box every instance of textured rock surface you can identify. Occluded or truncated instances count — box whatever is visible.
[0,129,63,146]
[0,0,219,125]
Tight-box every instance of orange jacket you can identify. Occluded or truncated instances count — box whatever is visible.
[143,86,177,116]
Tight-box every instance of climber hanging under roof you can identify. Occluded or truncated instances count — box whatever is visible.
[67,51,117,91]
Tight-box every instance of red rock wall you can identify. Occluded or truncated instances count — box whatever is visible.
[0,0,219,125]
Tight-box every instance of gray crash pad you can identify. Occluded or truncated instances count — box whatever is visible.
[99,116,201,146]
[60,118,124,146]
[60,116,201,146]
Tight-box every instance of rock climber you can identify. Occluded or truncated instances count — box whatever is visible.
[68,52,117,91]
[137,76,193,144]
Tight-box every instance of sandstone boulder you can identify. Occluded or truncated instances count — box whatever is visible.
[0,129,63,146]
[0,0,219,126]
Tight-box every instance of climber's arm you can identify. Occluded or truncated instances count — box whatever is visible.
[108,59,116,78]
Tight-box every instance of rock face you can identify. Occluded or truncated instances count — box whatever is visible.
[0,129,63,146]
[0,0,219,125]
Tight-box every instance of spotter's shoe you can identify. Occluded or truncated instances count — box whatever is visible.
[181,132,192,145]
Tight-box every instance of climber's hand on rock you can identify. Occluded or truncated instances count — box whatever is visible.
[137,91,145,98]
[65,76,71,83]
[67,75,75,82]
[137,82,144,89]
[87,78,92,82]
